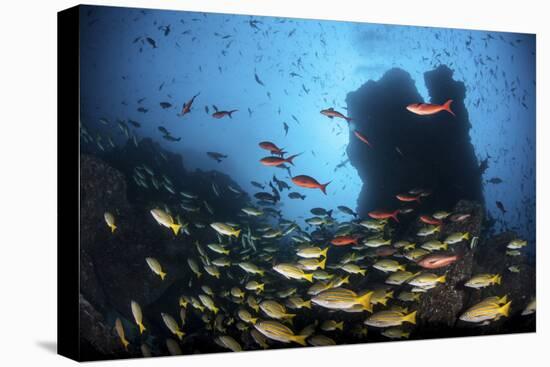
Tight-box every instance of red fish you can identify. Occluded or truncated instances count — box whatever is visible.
[368,209,400,223]
[419,215,442,226]
[450,213,471,222]
[181,93,199,116]
[331,235,359,246]
[406,99,455,117]
[320,107,352,122]
[259,141,285,156]
[417,253,459,269]
[353,130,372,147]
[291,175,331,195]
[396,194,421,203]
[260,154,300,167]
[212,109,238,119]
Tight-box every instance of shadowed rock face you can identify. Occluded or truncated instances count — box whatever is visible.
[346,66,483,218]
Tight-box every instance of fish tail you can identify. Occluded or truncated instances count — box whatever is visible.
[293,334,308,346]
[138,323,146,334]
[319,257,327,270]
[250,318,257,325]
[391,210,400,223]
[228,109,238,118]
[495,274,502,285]
[213,307,219,315]
[321,247,329,258]
[388,290,394,298]
[160,271,167,281]
[303,273,314,282]
[463,232,471,240]
[342,275,351,284]
[499,301,512,317]
[223,249,230,255]
[110,224,117,233]
[233,229,242,238]
[357,291,373,312]
[303,300,312,309]
[442,243,448,250]
[285,153,301,166]
[404,310,417,325]
[176,330,185,340]
[336,321,344,330]
[121,338,130,350]
[437,274,446,283]
[345,117,352,123]
[500,295,509,304]
[258,283,265,292]
[443,99,455,116]
[170,223,182,235]
[320,181,331,195]
[258,270,265,276]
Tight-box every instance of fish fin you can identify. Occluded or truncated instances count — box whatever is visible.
[176,330,185,340]
[250,318,257,325]
[170,223,182,235]
[303,300,312,309]
[228,109,238,118]
[442,243,448,250]
[258,270,265,276]
[121,338,130,350]
[213,307,219,315]
[357,291,373,312]
[160,271,167,281]
[285,153,301,166]
[463,232,471,240]
[320,181,331,195]
[110,224,117,233]
[337,321,344,330]
[443,99,455,116]
[391,210,400,223]
[258,283,265,292]
[328,107,334,111]
[303,273,314,282]
[233,229,241,238]
[500,295,508,304]
[495,274,502,285]
[342,275,351,284]
[499,301,512,317]
[321,247,329,258]
[319,257,327,270]
[360,269,366,276]
[388,290,394,298]
[437,274,446,283]
[293,334,308,346]
[138,323,146,334]
[404,310,417,325]
[223,249,230,255]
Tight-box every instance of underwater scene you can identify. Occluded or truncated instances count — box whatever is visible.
[77,5,536,361]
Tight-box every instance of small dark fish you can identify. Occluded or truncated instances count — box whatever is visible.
[479,155,491,174]
[207,152,228,163]
[137,107,148,113]
[283,122,289,136]
[163,135,181,142]
[337,205,357,217]
[160,102,172,109]
[251,181,265,190]
[496,201,507,214]
[204,105,210,114]
[272,175,291,191]
[127,119,141,128]
[254,72,265,86]
[487,177,503,184]
[146,37,158,48]
[288,192,306,200]
[254,192,278,202]
[158,126,169,134]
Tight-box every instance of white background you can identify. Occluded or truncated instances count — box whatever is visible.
[0,0,547,365]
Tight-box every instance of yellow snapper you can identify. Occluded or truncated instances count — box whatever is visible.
[365,310,417,327]
[150,208,181,235]
[370,289,394,306]
[381,327,411,339]
[104,212,117,233]
[207,243,230,255]
[312,288,373,312]
[459,301,511,323]
[131,300,146,334]
[465,273,502,289]
[340,263,367,276]
[215,335,242,352]
[297,246,329,259]
[421,240,448,251]
[444,232,470,244]
[416,225,441,237]
[198,294,219,314]
[507,239,527,249]
[308,334,336,346]
[161,312,185,340]
[521,298,536,316]
[114,318,129,349]
[273,263,314,282]
[210,222,241,238]
[408,273,446,288]
[254,320,307,345]
[373,259,405,273]
[298,257,327,271]
[245,281,265,292]
[166,339,182,355]
[286,296,312,309]
[238,262,265,276]
[260,300,296,320]
[320,320,344,331]
[145,257,166,280]
[237,308,258,324]
[386,271,420,285]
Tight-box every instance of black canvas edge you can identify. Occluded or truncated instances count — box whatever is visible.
[57,4,81,362]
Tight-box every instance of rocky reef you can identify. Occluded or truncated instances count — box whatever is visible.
[346,66,484,219]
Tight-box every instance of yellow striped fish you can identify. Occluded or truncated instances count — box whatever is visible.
[254,320,307,345]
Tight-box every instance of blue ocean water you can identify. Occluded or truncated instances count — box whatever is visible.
[79,5,535,250]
